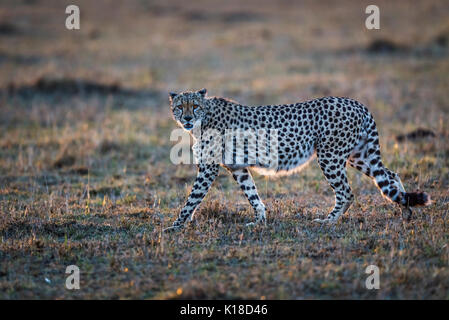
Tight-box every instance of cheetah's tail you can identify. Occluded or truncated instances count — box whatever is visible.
[402,192,432,207]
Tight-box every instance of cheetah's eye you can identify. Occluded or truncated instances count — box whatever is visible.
[175,106,183,111]
[193,105,200,110]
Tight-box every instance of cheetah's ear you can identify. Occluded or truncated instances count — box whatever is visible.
[169,92,177,102]
[198,88,207,97]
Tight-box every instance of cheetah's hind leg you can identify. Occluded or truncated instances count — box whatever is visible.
[313,150,355,224]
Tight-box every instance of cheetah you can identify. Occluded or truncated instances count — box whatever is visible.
[164,88,431,232]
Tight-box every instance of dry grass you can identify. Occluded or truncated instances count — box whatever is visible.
[0,0,448,299]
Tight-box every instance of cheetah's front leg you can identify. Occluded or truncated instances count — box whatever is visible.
[230,168,266,227]
[163,164,219,232]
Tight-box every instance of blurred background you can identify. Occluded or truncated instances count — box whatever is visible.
[1,0,448,176]
[0,0,448,299]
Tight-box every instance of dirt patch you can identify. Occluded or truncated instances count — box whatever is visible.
[98,140,122,154]
[183,10,209,21]
[67,166,89,175]
[219,11,264,24]
[3,77,161,99]
[432,28,449,48]
[0,23,21,36]
[366,39,408,54]
[396,128,436,142]
[89,186,122,198]
[434,33,448,47]
[183,10,265,24]
[53,152,76,169]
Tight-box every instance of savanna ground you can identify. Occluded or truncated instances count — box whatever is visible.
[0,0,448,299]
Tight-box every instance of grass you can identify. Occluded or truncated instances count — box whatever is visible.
[0,0,448,299]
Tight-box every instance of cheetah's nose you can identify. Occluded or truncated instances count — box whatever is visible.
[184,115,193,121]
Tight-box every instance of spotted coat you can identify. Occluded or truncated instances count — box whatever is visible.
[164,89,431,231]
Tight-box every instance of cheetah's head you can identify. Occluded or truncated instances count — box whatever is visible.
[169,88,207,131]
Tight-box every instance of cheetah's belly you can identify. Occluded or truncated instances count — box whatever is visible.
[251,146,316,177]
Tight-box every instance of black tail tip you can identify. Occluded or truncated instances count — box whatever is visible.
[404,192,432,207]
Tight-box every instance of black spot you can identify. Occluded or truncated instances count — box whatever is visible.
[377,180,388,188]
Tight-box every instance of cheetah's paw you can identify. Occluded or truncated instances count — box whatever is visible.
[163,225,182,233]
[313,217,337,224]
[245,220,266,227]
